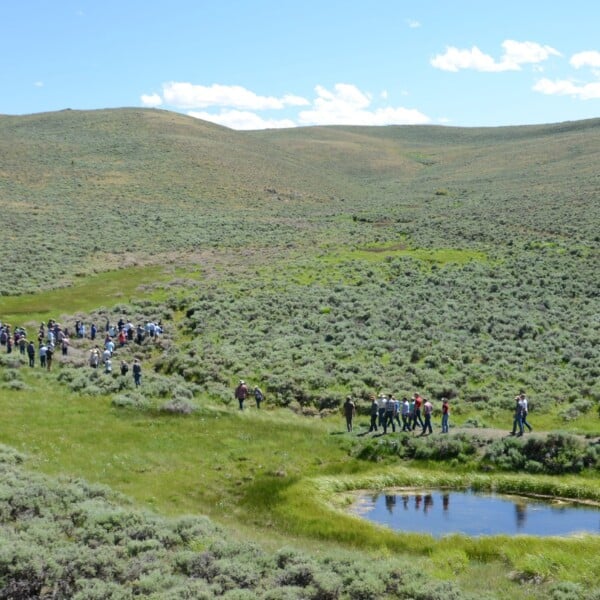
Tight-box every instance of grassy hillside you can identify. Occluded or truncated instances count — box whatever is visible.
[1,109,599,599]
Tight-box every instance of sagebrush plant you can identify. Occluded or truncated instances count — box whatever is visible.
[0,445,495,599]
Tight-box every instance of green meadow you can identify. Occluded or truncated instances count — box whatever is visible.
[0,109,599,599]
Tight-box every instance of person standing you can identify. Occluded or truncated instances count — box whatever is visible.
[27,340,36,367]
[39,342,48,368]
[343,395,356,432]
[46,343,54,371]
[441,398,450,433]
[235,380,249,410]
[421,398,433,435]
[132,359,142,387]
[368,395,379,432]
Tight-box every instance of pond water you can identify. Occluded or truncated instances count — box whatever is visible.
[353,490,600,537]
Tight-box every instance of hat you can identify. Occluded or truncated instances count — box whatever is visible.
[240,380,245,384]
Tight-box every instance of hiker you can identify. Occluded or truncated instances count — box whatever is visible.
[27,341,35,367]
[377,394,387,428]
[401,397,411,431]
[39,342,48,368]
[89,346,100,368]
[104,357,112,374]
[412,393,424,430]
[510,394,524,436]
[368,396,379,432]
[132,359,142,386]
[421,398,433,435]
[235,380,249,410]
[383,395,396,434]
[120,360,129,376]
[520,391,533,433]
[392,395,402,430]
[61,335,69,356]
[46,343,54,371]
[253,385,264,409]
[441,398,450,433]
[343,395,356,432]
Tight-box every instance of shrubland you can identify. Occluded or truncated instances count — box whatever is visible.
[0,109,599,598]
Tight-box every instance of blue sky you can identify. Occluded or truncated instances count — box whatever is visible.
[2,1,599,129]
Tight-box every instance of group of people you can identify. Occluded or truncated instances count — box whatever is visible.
[234,380,265,410]
[343,393,450,435]
[1,316,152,387]
[1,320,70,370]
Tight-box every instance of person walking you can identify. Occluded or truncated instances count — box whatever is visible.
[343,395,356,432]
[377,394,387,429]
[401,397,411,431]
[253,386,264,409]
[421,398,433,435]
[383,395,396,434]
[520,391,533,433]
[510,394,524,436]
[412,393,424,430]
[235,380,249,410]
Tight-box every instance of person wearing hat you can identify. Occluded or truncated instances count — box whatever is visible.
[235,380,249,410]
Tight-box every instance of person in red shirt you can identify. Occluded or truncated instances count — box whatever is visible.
[441,398,449,433]
[412,393,424,430]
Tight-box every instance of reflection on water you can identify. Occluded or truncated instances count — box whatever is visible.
[357,490,600,537]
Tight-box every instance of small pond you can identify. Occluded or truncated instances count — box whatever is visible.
[353,489,600,537]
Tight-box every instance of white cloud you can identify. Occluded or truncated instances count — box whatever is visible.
[188,110,296,130]
[570,50,600,69]
[533,78,600,100]
[161,82,309,110]
[141,93,162,107]
[407,19,421,29]
[141,81,430,129]
[298,83,430,126]
[431,40,560,72]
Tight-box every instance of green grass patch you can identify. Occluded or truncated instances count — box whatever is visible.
[0,264,201,324]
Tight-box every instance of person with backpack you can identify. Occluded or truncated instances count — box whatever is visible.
[253,386,264,409]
